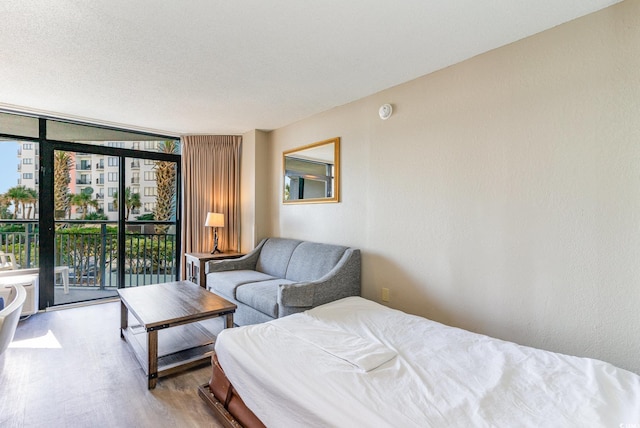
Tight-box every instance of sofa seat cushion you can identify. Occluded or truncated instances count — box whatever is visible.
[236,279,295,318]
[208,270,277,300]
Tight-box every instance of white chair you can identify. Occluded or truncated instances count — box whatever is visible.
[0,284,26,355]
[0,251,17,271]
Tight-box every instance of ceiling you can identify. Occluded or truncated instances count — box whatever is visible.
[0,0,620,136]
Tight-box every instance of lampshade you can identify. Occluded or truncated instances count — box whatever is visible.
[204,212,224,228]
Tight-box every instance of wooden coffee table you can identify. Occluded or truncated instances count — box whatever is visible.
[118,280,236,389]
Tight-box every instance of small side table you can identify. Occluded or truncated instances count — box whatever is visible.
[185,252,244,288]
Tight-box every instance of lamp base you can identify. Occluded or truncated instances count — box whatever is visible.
[211,227,222,254]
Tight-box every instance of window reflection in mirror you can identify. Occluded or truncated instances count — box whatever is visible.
[283,137,340,204]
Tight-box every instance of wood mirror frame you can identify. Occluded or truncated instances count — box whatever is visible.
[283,137,340,204]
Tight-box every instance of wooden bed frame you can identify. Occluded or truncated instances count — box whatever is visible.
[197,383,244,428]
[198,354,265,428]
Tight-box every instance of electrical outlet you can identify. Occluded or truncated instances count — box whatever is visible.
[381,287,390,302]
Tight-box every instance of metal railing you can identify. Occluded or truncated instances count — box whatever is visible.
[0,220,177,290]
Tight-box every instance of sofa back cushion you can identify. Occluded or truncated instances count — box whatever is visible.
[255,238,303,278]
[285,242,348,282]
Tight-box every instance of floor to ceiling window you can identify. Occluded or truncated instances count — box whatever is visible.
[0,111,181,308]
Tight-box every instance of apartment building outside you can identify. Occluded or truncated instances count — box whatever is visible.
[16,141,160,220]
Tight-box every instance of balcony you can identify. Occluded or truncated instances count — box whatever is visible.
[96,178,104,184]
[76,164,92,171]
[131,161,140,169]
[0,220,177,304]
[76,179,91,185]
[96,162,104,170]
[131,178,140,185]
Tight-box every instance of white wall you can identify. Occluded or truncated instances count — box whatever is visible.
[258,0,640,373]
[240,130,257,252]
[241,129,271,253]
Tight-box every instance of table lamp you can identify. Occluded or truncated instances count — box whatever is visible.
[205,212,224,254]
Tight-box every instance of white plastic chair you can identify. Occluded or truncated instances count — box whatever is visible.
[0,252,17,271]
[0,284,26,355]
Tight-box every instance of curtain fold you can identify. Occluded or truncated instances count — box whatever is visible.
[181,135,242,278]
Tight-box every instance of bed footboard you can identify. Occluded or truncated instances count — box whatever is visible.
[198,354,265,428]
[198,383,244,428]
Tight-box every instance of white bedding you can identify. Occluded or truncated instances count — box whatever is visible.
[215,297,640,427]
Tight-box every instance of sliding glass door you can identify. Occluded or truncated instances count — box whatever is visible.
[52,149,121,304]
[47,142,180,306]
[122,152,178,288]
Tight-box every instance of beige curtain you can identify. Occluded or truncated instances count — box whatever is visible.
[181,135,242,274]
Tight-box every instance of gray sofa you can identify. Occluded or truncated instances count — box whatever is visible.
[205,238,361,326]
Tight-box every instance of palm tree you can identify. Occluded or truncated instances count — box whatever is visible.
[24,187,38,219]
[153,140,177,234]
[0,194,11,219]
[113,187,141,221]
[70,192,98,220]
[4,185,31,219]
[54,151,73,219]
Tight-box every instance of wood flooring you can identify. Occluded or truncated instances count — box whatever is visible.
[0,301,226,428]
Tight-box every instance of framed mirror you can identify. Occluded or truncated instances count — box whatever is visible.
[283,137,340,204]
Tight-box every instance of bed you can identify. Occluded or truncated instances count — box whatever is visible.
[199,296,640,427]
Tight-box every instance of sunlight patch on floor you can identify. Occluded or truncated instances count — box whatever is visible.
[9,330,62,349]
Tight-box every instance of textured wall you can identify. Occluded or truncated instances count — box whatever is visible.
[258,0,640,373]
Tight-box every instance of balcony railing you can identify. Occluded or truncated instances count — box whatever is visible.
[76,179,91,185]
[0,220,177,293]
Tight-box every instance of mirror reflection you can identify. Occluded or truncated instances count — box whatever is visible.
[283,137,340,204]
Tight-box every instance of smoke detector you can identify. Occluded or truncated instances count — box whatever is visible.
[378,104,393,120]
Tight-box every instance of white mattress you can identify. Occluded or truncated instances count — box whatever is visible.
[215,297,640,427]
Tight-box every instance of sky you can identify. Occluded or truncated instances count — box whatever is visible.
[0,141,18,194]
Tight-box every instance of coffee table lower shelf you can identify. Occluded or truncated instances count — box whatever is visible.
[122,321,216,383]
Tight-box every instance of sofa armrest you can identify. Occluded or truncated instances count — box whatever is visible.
[278,282,314,308]
[205,256,256,274]
[205,239,267,274]
[277,248,361,317]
